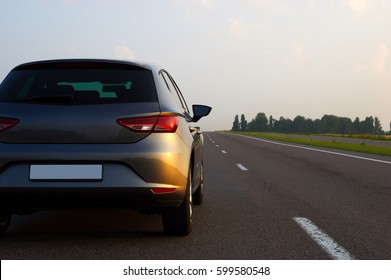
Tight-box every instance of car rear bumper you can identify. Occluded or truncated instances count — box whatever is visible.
[0,134,190,211]
[0,186,183,210]
[0,163,185,210]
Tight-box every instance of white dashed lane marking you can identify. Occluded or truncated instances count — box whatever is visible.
[236,164,248,171]
[293,217,355,260]
[221,150,227,154]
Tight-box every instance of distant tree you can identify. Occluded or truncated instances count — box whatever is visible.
[374,117,383,135]
[337,117,353,134]
[353,117,361,134]
[363,116,375,134]
[273,117,283,132]
[274,117,293,132]
[247,119,254,131]
[231,113,382,134]
[293,115,306,133]
[269,115,275,131]
[321,115,339,134]
[232,114,240,131]
[302,118,312,133]
[312,119,323,134]
[240,114,247,132]
[249,112,268,131]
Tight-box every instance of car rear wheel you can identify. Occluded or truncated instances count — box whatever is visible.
[162,166,192,236]
[0,211,11,234]
[193,162,204,205]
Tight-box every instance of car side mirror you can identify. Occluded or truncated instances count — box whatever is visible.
[192,105,212,122]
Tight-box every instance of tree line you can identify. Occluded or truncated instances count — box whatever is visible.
[232,113,386,134]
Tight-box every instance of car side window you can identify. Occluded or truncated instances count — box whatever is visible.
[160,71,189,114]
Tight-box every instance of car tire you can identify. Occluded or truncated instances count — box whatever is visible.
[0,211,11,234]
[162,165,192,236]
[193,162,204,205]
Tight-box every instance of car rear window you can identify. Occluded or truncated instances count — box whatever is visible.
[0,67,158,104]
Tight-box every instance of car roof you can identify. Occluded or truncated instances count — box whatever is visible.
[13,59,159,71]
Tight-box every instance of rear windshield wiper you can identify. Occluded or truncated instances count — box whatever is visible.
[16,95,74,104]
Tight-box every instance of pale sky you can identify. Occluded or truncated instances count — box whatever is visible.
[1,0,391,131]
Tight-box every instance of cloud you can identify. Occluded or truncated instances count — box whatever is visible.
[67,47,77,57]
[63,0,77,5]
[348,0,369,14]
[169,0,214,11]
[369,44,390,76]
[229,18,246,38]
[245,0,297,14]
[201,0,213,8]
[286,42,308,64]
[293,42,304,60]
[307,0,316,11]
[227,17,266,40]
[114,46,135,60]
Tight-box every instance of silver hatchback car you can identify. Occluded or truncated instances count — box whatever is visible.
[0,59,211,235]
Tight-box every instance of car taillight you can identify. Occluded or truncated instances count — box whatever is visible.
[0,117,19,132]
[151,187,176,194]
[117,116,158,132]
[117,115,178,133]
[154,115,178,132]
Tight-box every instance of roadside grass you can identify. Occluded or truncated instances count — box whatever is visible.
[317,134,391,141]
[227,131,391,157]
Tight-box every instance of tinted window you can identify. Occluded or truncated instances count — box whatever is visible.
[0,68,157,104]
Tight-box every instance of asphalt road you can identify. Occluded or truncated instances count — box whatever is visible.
[1,132,391,259]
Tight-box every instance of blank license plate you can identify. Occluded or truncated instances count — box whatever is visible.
[30,165,103,181]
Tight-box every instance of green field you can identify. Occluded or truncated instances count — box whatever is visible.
[228,131,391,157]
[317,133,391,141]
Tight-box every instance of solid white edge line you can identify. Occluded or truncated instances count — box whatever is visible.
[293,217,355,260]
[236,163,248,171]
[232,134,391,165]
